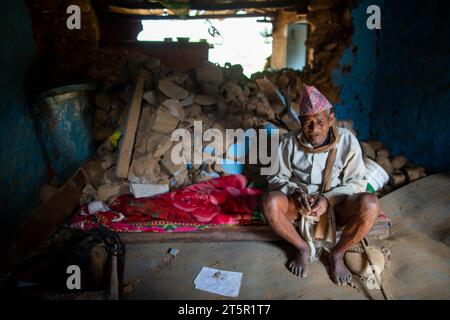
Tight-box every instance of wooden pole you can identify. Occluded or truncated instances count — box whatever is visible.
[115,71,145,178]
[361,238,390,300]
[109,255,119,300]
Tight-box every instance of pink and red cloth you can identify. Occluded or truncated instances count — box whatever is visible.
[69,174,266,233]
[69,174,390,233]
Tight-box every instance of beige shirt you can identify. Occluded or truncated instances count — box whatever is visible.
[267,127,367,206]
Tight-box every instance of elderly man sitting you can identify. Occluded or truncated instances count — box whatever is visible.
[263,85,380,286]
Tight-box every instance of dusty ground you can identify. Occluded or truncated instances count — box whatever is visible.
[122,173,450,300]
[376,173,450,299]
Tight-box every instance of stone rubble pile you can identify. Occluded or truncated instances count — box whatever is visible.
[38,49,426,204]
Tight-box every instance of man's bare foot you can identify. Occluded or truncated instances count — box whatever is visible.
[329,252,352,286]
[288,248,309,278]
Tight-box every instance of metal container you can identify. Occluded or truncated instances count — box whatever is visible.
[36,84,96,182]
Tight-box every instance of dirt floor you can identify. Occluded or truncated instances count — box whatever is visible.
[121,173,450,300]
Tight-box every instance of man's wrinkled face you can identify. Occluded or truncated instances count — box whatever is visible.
[301,110,335,147]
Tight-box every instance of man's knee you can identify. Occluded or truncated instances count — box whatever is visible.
[358,193,380,211]
[357,193,379,223]
[263,191,288,221]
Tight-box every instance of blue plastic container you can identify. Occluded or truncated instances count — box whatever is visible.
[220,158,245,175]
[36,84,96,182]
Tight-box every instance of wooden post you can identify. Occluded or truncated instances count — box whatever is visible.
[109,255,119,300]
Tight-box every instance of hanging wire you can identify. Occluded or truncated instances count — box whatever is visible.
[205,19,220,37]
[205,18,224,45]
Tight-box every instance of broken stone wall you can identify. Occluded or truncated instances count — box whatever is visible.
[303,0,356,104]
[269,0,384,140]
[271,1,357,105]
[332,0,383,140]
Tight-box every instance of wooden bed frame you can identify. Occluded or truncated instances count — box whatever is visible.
[118,220,391,244]
[8,168,390,250]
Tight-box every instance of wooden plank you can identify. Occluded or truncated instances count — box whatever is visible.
[115,71,145,178]
[255,77,285,105]
[119,220,390,244]
[120,226,280,244]
[10,168,87,250]
[98,42,210,72]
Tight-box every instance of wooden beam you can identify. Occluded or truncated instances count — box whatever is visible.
[107,10,275,20]
[138,12,275,20]
[106,0,307,11]
[115,71,145,178]
[119,220,391,244]
[120,226,279,243]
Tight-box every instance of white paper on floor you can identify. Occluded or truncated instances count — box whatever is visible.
[194,267,243,297]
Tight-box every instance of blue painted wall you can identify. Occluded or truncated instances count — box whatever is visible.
[333,0,449,172]
[370,0,450,172]
[0,1,48,239]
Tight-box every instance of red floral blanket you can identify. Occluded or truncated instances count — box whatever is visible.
[69,174,390,233]
[69,174,266,233]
